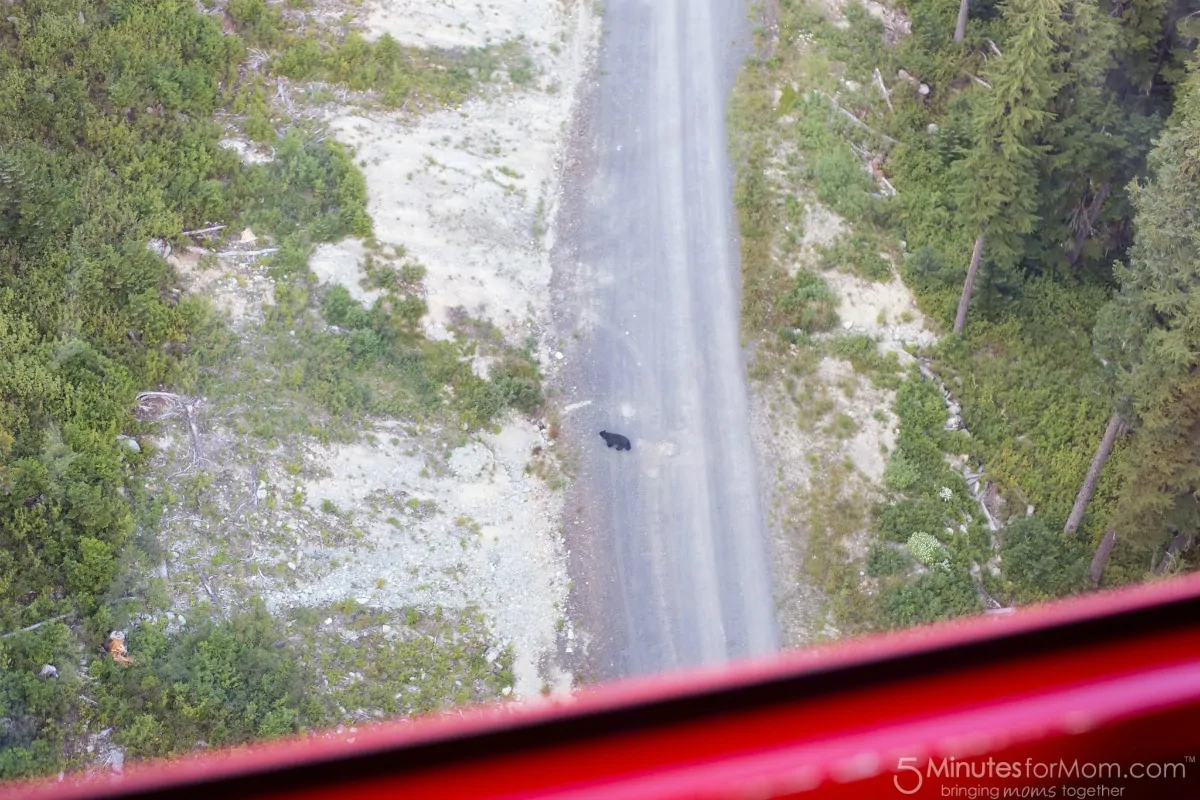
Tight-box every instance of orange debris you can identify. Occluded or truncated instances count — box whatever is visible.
[106,631,134,666]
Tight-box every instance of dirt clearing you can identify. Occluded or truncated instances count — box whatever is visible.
[145,0,599,709]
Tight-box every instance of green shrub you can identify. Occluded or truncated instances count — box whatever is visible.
[882,450,922,492]
[817,229,893,282]
[998,517,1091,604]
[829,334,904,388]
[778,268,839,333]
[322,285,373,330]
[866,543,910,577]
[94,602,313,760]
[881,567,982,627]
[0,622,77,781]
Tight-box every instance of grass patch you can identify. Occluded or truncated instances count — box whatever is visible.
[230,0,534,112]
[803,459,884,634]
[295,604,514,719]
[825,334,905,390]
[816,229,893,282]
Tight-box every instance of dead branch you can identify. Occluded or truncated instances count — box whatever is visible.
[141,392,204,468]
[197,570,222,611]
[819,91,899,145]
[988,39,1002,57]
[969,74,993,89]
[216,248,280,258]
[185,401,203,468]
[977,582,1004,610]
[872,68,893,112]
[975,483,1000,532]
[1155,531,1193,576]
[136,391,188,403]
[181,225,226,237]
[2,615,71,639]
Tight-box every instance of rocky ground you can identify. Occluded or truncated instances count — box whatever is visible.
[748,197,938,648]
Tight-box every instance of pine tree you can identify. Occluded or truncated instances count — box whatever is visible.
[1104,0,1195,97]
[1026,0,1125,278]
[1086,56,1200,579]
[953,0,1066,333]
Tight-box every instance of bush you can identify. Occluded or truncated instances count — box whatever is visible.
[902,245,958,290]
[817,230,893,282]
[882,567,982,627]
[488,356,544,416]
[999,517,1091,604]
[94,601,313,760]
[883,450,922,492]
[866,543,910,577]
[0,622,78,781]
[321,285,373,330]
[778,268,839,333]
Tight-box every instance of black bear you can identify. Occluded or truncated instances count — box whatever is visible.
[599,430,632,451]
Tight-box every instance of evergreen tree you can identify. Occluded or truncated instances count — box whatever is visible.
[1025,0,1125,278]
[953,0,1065,333]
[1088,56,1200,578]
[1104,0,1198,97]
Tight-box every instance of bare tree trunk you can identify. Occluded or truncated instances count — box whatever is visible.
[954,232,986,334]
[1154,532,1193,576]
[1064,411,1126,535]
[954,0,970,44]
[1089,528,1117,586]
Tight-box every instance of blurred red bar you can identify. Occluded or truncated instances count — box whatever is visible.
[7,574,1200,800]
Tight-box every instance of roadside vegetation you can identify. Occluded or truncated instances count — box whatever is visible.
[732,0,1200,639]
[0,0,542,782]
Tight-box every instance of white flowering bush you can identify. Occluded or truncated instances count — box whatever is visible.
[939,486,953,502]
[907,531,945,565]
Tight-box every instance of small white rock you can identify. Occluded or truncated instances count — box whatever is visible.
[325,618,333,626]
[287,561,297,571]
[501,686,512,696]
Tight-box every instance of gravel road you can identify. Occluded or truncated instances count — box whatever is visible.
[552,0,780,682]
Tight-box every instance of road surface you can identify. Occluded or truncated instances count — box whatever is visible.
[551,0,779,682]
